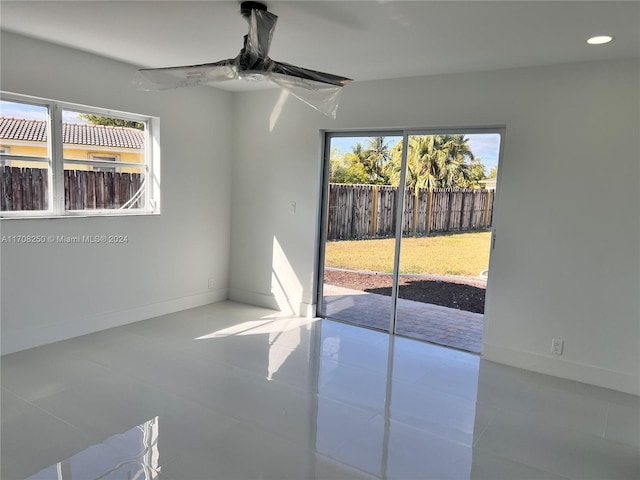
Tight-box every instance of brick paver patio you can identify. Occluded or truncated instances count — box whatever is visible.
[322,284,483,353]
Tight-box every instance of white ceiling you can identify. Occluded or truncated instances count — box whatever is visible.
[1,1,638,91]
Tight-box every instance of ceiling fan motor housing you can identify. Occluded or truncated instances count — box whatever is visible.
[241,1,267,18]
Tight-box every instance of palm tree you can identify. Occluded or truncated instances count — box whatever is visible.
[391,135,474,189]
[437,134,474,188]
[345,137,393,184]
[363,136,392,184]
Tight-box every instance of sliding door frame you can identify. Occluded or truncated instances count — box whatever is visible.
[317,126,505,339]
[316,129,405,334]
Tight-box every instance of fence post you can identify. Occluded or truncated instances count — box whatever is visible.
[470,190,476,229]
[460,189,467,232]
[426,188,433,235]
[485,189,493,227]
[370,185,378,237]
[443,189,451,231]
[411,187,418,236]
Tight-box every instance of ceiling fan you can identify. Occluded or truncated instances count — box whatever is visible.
[132,1,352,118]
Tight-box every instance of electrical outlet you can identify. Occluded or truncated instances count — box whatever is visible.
[289,201,296,214]
[551,338,563,355]
[208,278,215,289]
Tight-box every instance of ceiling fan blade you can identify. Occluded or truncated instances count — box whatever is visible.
[270,61,352,87]
[132,59,238,91]
[268,74,345,119]
[268,62,352,118]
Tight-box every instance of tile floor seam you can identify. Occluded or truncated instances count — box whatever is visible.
[473,445,577,480]
[13,393,96,440]
[313,452,378,480]
[472,406,497,448]
[315,393,385,420]
[602,401,611,438]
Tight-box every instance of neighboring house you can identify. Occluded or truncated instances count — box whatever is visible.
[479,178,496,190]
[0,117,145,172]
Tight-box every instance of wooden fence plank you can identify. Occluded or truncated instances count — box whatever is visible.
[11,167,22,211]
[326,183,493,240]
[0,167,142,212]
[1,166,10,210]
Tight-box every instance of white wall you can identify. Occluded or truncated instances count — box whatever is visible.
[230,59,640,395]
[0,32,233,353]
[2,31,637,395]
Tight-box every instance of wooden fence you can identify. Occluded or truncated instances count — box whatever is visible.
[1,166,143,211]
[327,183,494,240]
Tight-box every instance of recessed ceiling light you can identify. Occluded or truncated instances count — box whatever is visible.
[587,35,613,45]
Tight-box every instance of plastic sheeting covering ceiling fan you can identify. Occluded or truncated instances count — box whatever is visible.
[132,3,352,118]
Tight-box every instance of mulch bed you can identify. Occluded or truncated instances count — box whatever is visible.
[324,269,486,314]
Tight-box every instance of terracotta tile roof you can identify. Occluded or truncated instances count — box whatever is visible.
[0,117,145,149]
[0,117,47,143]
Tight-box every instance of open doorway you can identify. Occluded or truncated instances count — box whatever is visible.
[317,129,503,353]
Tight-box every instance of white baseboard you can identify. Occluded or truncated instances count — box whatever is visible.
[482,342,640,396]
[228,288,315,317]
[1,289,228,355]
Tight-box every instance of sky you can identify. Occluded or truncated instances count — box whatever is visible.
[331,133,501,172]
[1,100,86,123]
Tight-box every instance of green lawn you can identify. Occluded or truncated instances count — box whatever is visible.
[324,231,491,277]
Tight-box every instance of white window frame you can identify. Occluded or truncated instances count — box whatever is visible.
[86,153,119,173]
[0,146,10,167]
[0,92,160,218]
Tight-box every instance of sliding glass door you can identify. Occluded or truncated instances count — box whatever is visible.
[319,133,403,333]
[318,129,502,353]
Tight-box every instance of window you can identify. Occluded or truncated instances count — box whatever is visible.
[0,100,51,212]
[0,93,159,217]
[0,146,10,167]
[87,154,118,173]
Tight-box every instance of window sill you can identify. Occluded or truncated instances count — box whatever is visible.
[1,211,160,220]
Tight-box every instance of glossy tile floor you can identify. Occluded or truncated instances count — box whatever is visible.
[2,301,639,480]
